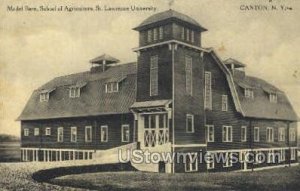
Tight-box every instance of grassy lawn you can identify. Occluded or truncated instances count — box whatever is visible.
[49,165,300,191]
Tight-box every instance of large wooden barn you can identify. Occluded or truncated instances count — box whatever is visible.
[18,9,298,173]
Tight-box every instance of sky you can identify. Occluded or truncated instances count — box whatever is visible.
[0,0,299,136]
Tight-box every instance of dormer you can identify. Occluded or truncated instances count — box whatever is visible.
[39,88,55,102]
[133,9,207,47]
[237,82,254,99]
[69,82,87,98]
[224,58,246,79]
[105,76,126,93]
[90,54,119,73]
[263,87,279,103]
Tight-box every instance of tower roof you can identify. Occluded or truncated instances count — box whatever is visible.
[133,9,207,31]
[89,54,120,64]
[224,58,246,68]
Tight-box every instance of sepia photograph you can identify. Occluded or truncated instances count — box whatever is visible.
[0,0,299,190]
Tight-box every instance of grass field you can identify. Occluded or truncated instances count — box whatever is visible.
[49,165,300,191]
[0,142,20,162]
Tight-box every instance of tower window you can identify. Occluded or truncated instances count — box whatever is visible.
[186,29,190,41]
[153,28,158,41]
[221,95,228,111]
[186,114,194,133]
[147,30,152,43]
[206,125,214,142]
[205,71,212,110]
[150,55,158,96]
[185,56,193,95]
[191,31,195,43]
[159,26,163,40]
[181,27,185,40]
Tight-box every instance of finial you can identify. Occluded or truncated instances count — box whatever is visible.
[168,0,175,10]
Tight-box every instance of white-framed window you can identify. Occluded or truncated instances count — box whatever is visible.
[204,71,212,110]
[105,82,118,93]
[223,152,233,167]
[186,29,190,41]
[40,92,49,102]
[186,114,194,133]
[255,151,263,164]
[245,88,254,99]
[101,125,108,142]
[70,127,77,142]
[122,124,130,142]
[206,152,215,169]
[185,152,198,172]
[69,87,80,98]
[85,126,92,142]
[241,126,247,142]
[254,127,260,142]
[278,127,286,141]
[185,56,193,95]
[24,128,29,136]
[280,149,285,162]
[269,93,277,103]
[291,148,296,160]
[191,31,195,43]
[45,127,51,136]
[221,95,228,111]
[147,30,152,42]
[222,126,232,142]
[150,55,158,96]
[159,26,163,40]
[289,128,296,142]
[34,128,39,136]
[206,125,214,142]
[57,127,63,142]
[266,127,274,142]
[181,27,185,40]
[153,28,158,41]
[268,150,275,163]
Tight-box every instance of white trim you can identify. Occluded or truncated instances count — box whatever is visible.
[70,126,77,142]
[208,147,296,153]
[172,144,207,148]
[236,163,299,172]
[254,127,260,142]
[45,127,51,136]
[241,126,247,142]
[57,127,63,142]
[206,125,214,142]
[34,128,39,136]
[185,56,193,95]
[221,95,228,111]
[204,71,212,110]
[101,125,108,142]
[266,127,274,142]
[24,128,29,136]
[85,126,92,142]
[121,124,130,142]
[222,125,232,142]
[278,127,286,142]
[186,114,194,133]
[206,152,215,169]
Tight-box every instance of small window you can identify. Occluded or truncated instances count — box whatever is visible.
[204,72,212,110]
[206,152,214,169]
[269,93,277,103]
[105,82,119,93]
[186,29,190,41]
[85,126,92,142]
[101,125,108,142]
[70,127,77,142]
[122,125,130,142]
[159,26,163,40]
[186,114,194,133]
[185,56,193,95]
[185,153,198,172]
[241,126,247,142]
[147,30,152,43]
[150,55,158,96]
[69,87,80,98]
[24,128,29,136]
[57,127,64,142]
[181,27,185,40]
[245,88,254,99]
[266,127,274,142]
[278,127,286,141]
[291,148,296,160]
[221,95,228,111]
[223,152,233,167]
[191,31,195,43]
[40,93,49,102]
[45,127,51,136]
[153,28,158,41]
[34,128,39,136]
[222,126,232,142]
[254,127,260,142]
[289,128,296,142]
[206,125,214,142]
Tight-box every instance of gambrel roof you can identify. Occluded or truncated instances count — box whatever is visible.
[18,63,137,120]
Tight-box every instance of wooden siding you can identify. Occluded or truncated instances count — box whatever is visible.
[21,114,134,150]
[136,46,172,102]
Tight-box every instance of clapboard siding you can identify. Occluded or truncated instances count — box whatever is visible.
[136,46,172,102]
[21,114,134,150]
